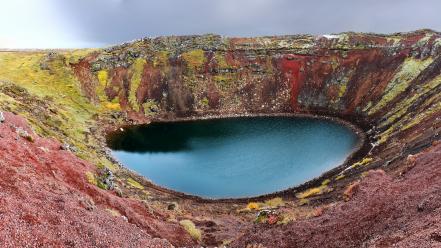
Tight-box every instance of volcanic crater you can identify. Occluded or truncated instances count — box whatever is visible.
[0,29,440,247]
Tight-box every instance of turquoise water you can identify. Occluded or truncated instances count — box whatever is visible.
[108,117,359,199]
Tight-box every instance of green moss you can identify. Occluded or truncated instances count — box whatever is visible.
[0,51,122,176]
[200,97,209,107]
[0,52,98,149]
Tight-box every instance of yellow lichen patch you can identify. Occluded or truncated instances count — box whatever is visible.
[181,49,206,71]
[338,83,347,98]
[97,70,108,86]
[368,57,433,115]
[321,179,331,186]
[105,102,121,111]
[179,219,202,241]
[296,185,328,199]
[127,177,144,190]
[129,58,146,112]
[246,202,260,210]
[85,171,97,186]
[350,157,373,169]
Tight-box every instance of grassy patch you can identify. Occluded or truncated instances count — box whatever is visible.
[296,185,329,199]
[264,197,285,208]
[179,219,202,241]
[0,51,118,167]
[127,177,144,190]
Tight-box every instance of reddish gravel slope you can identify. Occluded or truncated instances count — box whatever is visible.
[231,141,441,248]
[0,112,194,248]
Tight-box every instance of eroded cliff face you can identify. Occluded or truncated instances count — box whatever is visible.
[73,29,441,182]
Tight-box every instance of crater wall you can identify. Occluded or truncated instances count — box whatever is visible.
[73,29,441,180]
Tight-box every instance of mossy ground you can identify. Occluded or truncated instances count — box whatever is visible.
[0,51,118,173]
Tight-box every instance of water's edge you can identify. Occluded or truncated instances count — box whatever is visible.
[104,112,368,202]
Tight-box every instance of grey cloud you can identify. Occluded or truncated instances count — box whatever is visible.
[3,0,441,48]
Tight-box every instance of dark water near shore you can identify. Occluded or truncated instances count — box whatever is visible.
[108,117,359,198]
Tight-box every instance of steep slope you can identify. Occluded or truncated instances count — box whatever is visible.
[231,141,441,247]
[0,112,193,247]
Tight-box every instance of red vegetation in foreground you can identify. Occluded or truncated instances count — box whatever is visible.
[232,142,441,247]
[0,112,192,247]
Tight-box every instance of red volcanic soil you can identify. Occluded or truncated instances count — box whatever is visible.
[0,112,193,247]
[1,109,440,248]
[232,142,441,247]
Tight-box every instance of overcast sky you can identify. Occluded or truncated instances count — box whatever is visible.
[1,0,440,48]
